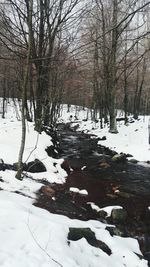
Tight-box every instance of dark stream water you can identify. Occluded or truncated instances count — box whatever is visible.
[58,123,150,197]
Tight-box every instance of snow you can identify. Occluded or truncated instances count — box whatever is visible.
[0,101,67,184]
[69,187,80,193]
[0,101,148,266]
[96,119,150,162]
[0,191,147,267]
[69,188,88,195]
[0,170,42,199]
[79,189,88,195]
[81,166,86,170]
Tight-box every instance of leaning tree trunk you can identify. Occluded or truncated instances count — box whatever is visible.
[16,0,32,180]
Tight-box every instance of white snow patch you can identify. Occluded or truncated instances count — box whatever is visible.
[79,189,88,195]
[69,187,80,193]
[70,188,88,195]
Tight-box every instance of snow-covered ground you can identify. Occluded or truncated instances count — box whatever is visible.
[0,191,147,267]
[59,105,150,162]
[0,101,148,266]
[0,101,66,184]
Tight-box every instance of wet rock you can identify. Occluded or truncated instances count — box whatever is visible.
[126,153,133,158]
[61,160,71,175]
[144,252,150,265]
[98,136,106,141]
[111,208,127,223]
[112,153,127,163]
[98,210,107,219]
[0,160,6,171]
[40,186,55,198]
[134,252,144,260]
[115,191,134,198]
[106,193,118,199]
[68,227,95,242]
[129,158,138,164]
[96,240,112,255]
[68,227,111,255]
[25,159,46,173]
[105,226,116,236]
[0,159,4,164]
[106,226,125,237]
[45,145,58,158]
[73,124,80,131]
[99,162,111,169]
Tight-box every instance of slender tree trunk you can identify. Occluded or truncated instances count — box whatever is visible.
[16,0,33,180]
[124,29,128,124]
[124,74,128,124]
[108,0,118,133]
[2,77,6,119]
[133,41,139,120]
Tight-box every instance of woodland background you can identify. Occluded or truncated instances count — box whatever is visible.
[0,0,149,134]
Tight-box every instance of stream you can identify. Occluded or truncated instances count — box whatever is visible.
[36,122,150,264]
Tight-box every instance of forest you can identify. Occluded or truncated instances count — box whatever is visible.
[0,0,149,130]
[0,1,149,266]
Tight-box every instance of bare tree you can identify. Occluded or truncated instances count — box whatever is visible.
[0,0,83,131]
[82,0,150,132]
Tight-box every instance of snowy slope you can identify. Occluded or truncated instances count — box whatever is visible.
[0,101,66,183]
[0,191,147,267]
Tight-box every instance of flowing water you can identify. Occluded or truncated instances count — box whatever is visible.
[57,123,150,264]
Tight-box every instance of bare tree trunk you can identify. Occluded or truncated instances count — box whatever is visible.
[2,77,6,119]
[108,0,118,133]
[134,58,146,119]
[123,28,128,124]
[16,0,33,180]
